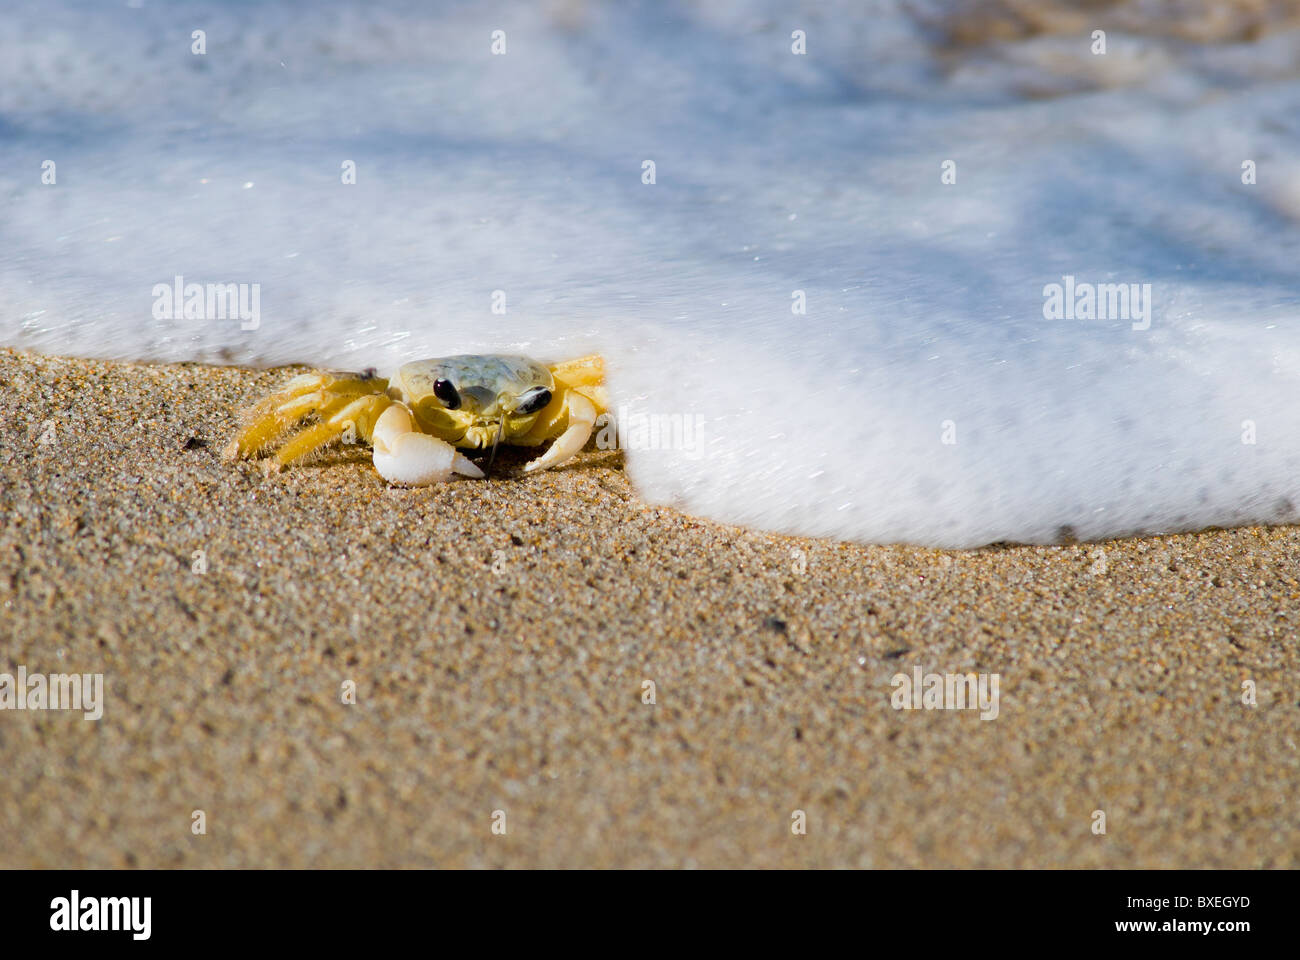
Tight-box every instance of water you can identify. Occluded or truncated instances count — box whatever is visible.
[3,0,1299,546]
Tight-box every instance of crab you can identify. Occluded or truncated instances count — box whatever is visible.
[222,353,608,484]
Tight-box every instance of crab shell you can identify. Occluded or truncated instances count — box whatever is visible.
[392,354,556,450]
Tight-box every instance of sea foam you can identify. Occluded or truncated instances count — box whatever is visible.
[2,0,1299,546]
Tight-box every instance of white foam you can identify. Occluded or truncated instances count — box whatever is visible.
[3,0,1299,546]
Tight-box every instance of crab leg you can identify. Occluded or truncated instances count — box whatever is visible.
[223,374,329,459]
[223,372,388,460]
[523,391,597,473]
[266,394,388,472]
[549,354,604,385]
[371,404,484,485]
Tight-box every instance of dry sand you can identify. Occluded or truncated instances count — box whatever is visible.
[0,347,1296,868]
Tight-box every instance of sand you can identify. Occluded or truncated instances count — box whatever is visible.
[0,347,1296,868]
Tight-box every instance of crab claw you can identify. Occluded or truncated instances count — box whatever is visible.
[372,404,484,485]
[523,391,597,473]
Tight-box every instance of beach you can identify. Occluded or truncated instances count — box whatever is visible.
[1,347,1296,868]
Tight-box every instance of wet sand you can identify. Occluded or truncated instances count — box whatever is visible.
[1,348,1296,868]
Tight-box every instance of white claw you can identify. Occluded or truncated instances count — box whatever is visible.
[452,451,485,478]
[372,404,484,485]
[523,391,596,473]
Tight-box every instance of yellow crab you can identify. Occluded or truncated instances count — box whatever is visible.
[223,354,608,484]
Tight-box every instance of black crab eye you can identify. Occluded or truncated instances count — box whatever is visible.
[514,386,552,415]
[433,378,462,410]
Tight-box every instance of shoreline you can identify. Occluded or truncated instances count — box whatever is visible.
[1,348,1297,868]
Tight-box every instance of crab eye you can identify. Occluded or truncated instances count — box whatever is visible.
[514,386,552,415]
[433,378,461,410]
